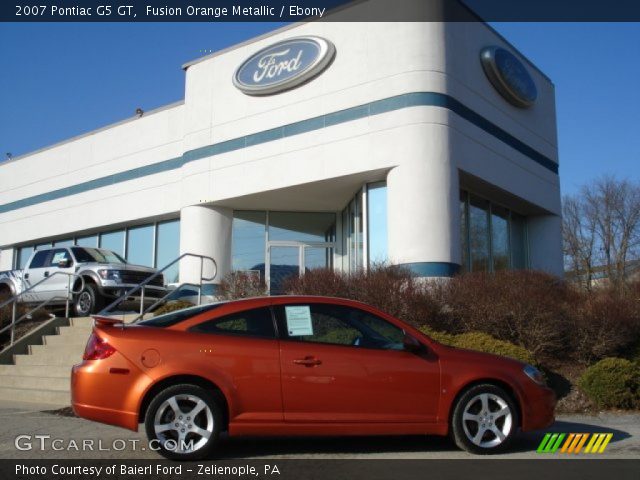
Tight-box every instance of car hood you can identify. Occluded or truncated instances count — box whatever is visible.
[436,342,527,369]
[84,263,158,274]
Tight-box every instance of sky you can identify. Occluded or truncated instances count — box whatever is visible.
[0,21,638,197]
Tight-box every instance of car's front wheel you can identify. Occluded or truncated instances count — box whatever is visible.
[145,384,222,460]
[73,283,102,317]
[451,384,518,454]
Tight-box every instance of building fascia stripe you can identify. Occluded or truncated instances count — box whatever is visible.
[0,92,558,215]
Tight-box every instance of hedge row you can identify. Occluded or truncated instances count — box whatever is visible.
[282,267,640,364]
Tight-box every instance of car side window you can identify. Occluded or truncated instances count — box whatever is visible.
[28,250,50,269]
[190,307,276,339]
[49,248,73,267]
[275,303,405,350]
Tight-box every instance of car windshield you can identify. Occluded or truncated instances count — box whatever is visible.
[71,247,126,264]
[138,303,224,328]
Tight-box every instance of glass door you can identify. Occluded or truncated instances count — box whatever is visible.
[268,245,300,295]
[267,243,334,294]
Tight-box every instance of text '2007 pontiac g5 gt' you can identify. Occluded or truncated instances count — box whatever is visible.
[72,296,555,459]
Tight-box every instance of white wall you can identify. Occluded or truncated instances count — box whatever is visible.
[0,4,562,276]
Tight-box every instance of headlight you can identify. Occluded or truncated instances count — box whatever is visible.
[97,269,122,282]
[523,364,546,386]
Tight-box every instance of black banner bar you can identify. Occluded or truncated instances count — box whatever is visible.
[4,459,640,480]
[2,0,640,22]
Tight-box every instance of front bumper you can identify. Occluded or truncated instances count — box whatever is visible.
[521,385,556,431]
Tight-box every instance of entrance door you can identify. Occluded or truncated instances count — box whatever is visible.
[267,243,334,294]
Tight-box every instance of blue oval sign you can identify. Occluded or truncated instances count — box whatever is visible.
[480,46,537,108]
[233,36,335,96]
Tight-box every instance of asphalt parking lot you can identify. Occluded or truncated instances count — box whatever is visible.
[0,400,638,460]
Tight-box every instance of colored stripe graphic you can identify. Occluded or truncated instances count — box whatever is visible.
[537,433,565,453]
[560,433,589,453]
[539,433,613,454]
[585,433,613,454]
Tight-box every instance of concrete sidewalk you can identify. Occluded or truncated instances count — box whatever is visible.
[0,400,638,459]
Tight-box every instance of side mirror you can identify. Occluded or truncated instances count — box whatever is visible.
[403,333,423,353]
[58,259,72,268]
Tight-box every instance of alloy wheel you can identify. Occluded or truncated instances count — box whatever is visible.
[461,392,513,448]
[153,394,214,453]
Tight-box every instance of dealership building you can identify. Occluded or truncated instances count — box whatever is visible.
[0,5,562,294]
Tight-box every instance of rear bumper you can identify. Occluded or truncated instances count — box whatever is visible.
[521,385,556,431]
[71,357,147,432]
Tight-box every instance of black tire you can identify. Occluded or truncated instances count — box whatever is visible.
[145,384,222,460]
[73,283,102,317]
[451,384,519,455]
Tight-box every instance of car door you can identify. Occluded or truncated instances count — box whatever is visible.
[188,306,284,424]
[274,301,441,424]
[22,249,51,302]
[45,248,75,301]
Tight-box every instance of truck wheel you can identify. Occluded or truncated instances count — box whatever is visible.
[73,283,102,317]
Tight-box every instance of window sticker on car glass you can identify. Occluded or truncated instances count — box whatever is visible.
[285,305,313,336]
[51,252,66,264]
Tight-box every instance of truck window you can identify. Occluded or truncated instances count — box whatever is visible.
[29,250,49,269]
[49,249,72,267]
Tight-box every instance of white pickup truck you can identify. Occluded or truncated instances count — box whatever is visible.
[0,246,166,317]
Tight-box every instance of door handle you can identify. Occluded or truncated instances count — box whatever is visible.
[24,273,29,279]
[293,356,322,367]
[44,271,50,277]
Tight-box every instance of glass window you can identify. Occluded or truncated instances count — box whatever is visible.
[342,194,364,273]
[367,182,388,265]
[155,220,180,284]
[127,224,154,267]
[71,247,126,264]
[232,211,266,273]
[460,190,529,273]
[275,303,405,350]
[53,239,73,247]
[510,213,528,269]
[460,191,469,273]
[139,303,222,328]
[17,246,34,269]
[469,196,490,272]
[75,235,98,248]
[99,230,125,257]
[34,243,51,251]
[268,212,336,243]
[190,307,275,339]
[29,250,49,269]
[491,206,510,271]
[48,248,72,267]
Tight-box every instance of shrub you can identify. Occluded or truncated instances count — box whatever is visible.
[578,358,640,409]
[152,300,194,316]
[571,293,640,363]
[219,271,267,300]
[284,266,445,330]
[438,271,574,360]
[418,327,535,364]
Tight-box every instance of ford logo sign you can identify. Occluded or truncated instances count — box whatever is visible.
[480,46,537,108]
[233,36,335,96]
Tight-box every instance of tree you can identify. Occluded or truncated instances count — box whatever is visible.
[563,176,640,292]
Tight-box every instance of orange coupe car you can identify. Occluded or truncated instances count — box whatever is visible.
[71,296,555,459]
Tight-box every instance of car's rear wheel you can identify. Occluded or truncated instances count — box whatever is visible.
[145,384,222,460]
[451,384,518,454]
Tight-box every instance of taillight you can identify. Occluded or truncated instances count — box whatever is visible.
[83,333,116,360]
